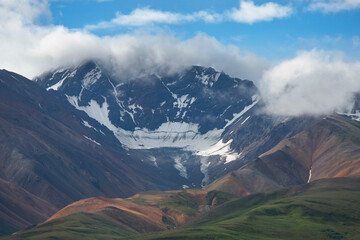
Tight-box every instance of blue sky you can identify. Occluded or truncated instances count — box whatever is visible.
[48,0,360,60]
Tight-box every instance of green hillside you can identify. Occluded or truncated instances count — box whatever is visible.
[4,176,360,240]
[129,176,360,240]
[3,212,135,240]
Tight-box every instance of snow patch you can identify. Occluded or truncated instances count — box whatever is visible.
[224,95,260,129]
[307,168,312,183]
[196,72,221,87]
[47,69,77,91]
[67,95,116,132]
[200,157,211,186]
[83,67,101,89]
[174,94,190,109]
[197,139,241,164]
[66,94,259,155]
[83,135,101,146]
[220,105,231,117]
[174,157,188,179]
[241,116,250,125]
[47,75,67,91]
[148,156,158,167]
[68,69,77,78]
[340,110,360,121]
[174,95,194,119]
[82,119,99,132]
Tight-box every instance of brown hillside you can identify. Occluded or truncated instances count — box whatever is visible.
[206,115,360,197]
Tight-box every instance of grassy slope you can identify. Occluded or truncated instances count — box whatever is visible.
[4,176,360,240]
[3,190,236,240]
[126,176,360,240]
[4,212,135,240]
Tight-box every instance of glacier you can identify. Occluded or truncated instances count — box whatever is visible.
[66,94,260,156]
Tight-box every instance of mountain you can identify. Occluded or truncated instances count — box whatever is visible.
[0,65,316,234]
[0,69,218,232]
[35,61,315,187]
[206,115,360,197]
[2,64,360,239]
[36,62,258,134]
[6,175,360,239]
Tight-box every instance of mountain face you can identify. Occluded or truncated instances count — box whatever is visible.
[35,61,314,187]
[0,66,315,234]
[35,61,261,187]
[1,69,216,231]
[0,63,321,235]
[206,115,360,197]
[36,61,258,149]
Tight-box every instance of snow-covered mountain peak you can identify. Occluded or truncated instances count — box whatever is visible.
[36,62,259,156]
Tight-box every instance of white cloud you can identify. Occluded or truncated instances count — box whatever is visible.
[308,0,360,13]
[2,1,359,119]
[260,49,360,116]
[0,0,268,81]
[0,0,50,24]
[227,0,293,24]
[86,8,221,30]
[86,1,292,30]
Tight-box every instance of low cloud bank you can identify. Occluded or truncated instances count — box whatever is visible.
[0,1,268,81]
[260,49,360,116]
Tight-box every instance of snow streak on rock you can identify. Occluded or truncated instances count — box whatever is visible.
[174,156,188,179]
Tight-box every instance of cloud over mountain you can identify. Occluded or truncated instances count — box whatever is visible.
[0,0,268,81]
[260,49,360,116]
[1,0,360,117]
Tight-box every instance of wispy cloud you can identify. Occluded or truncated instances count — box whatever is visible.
[86,8,221,30]
[307,0,360,13]
[227,0,292,24]
[86,1,293,30]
